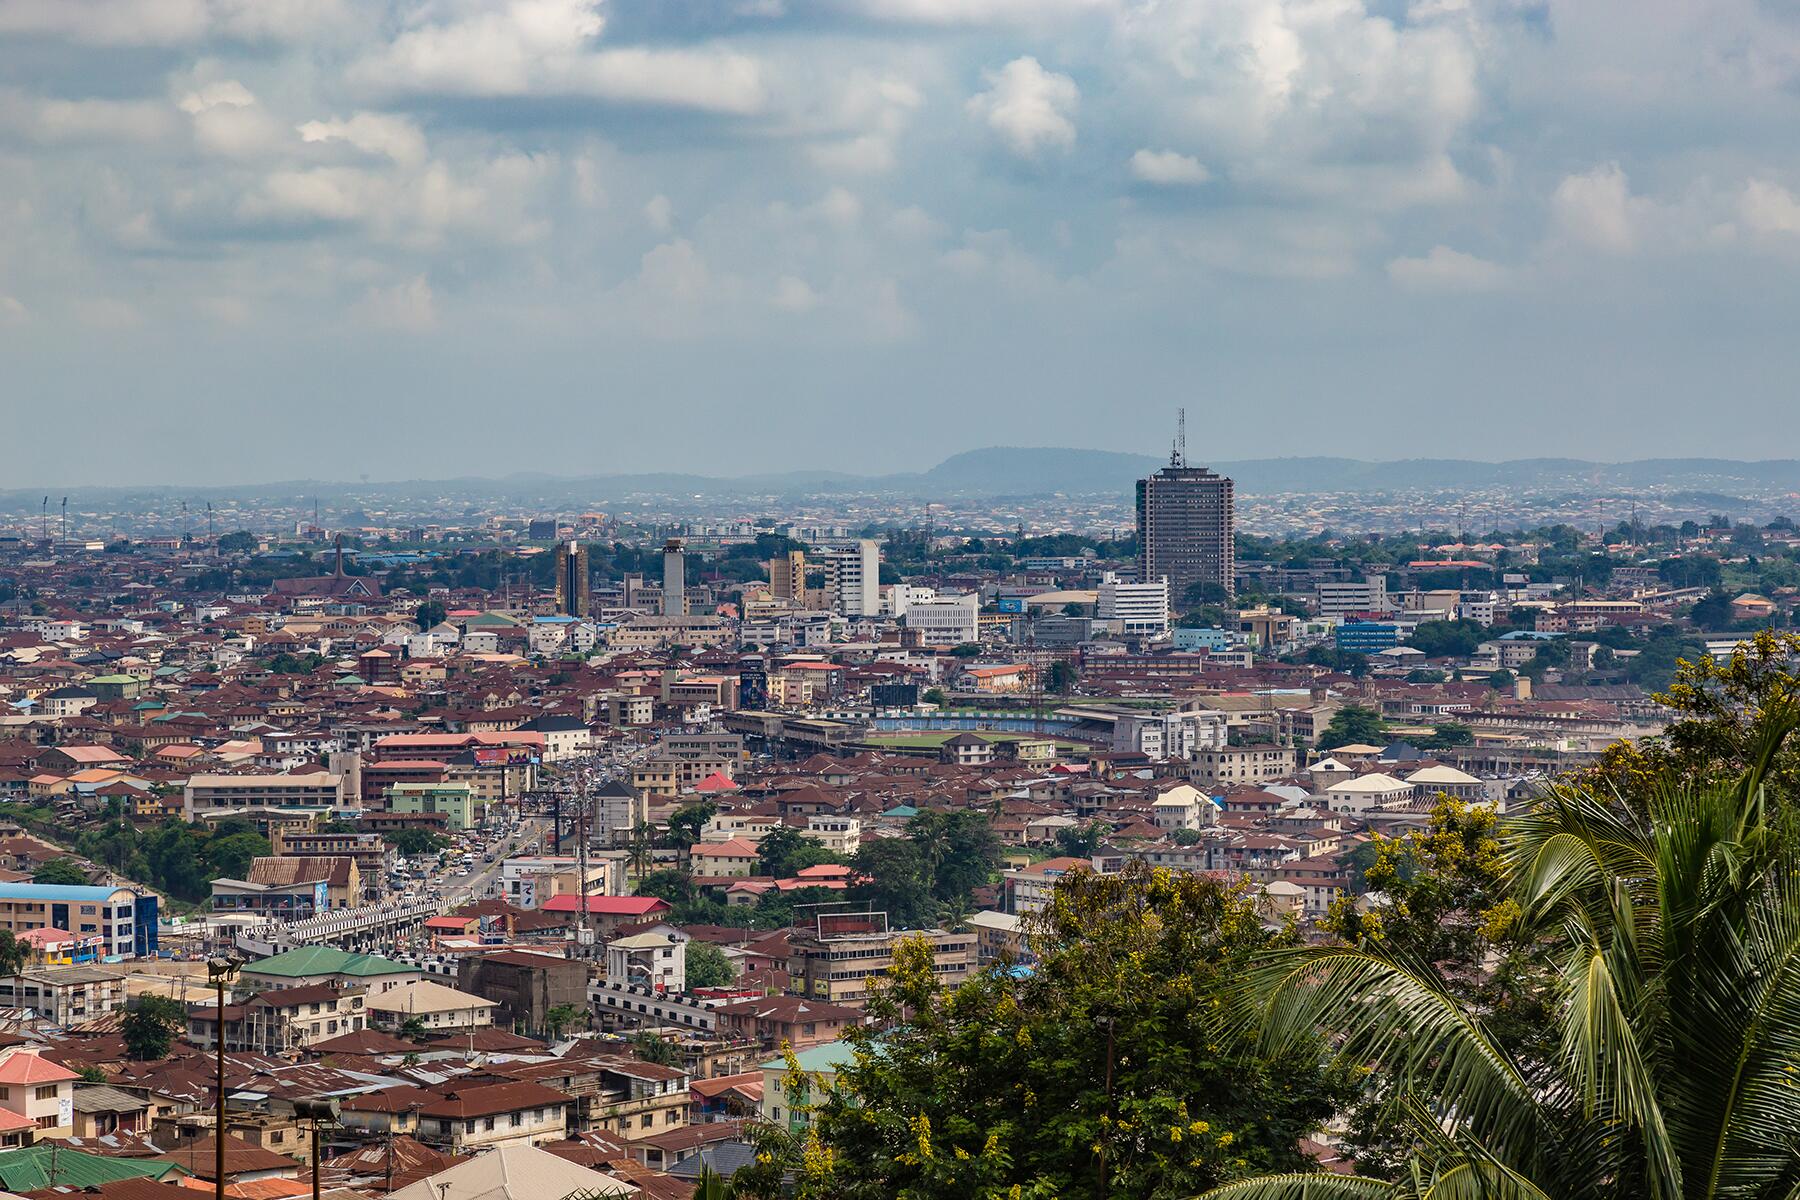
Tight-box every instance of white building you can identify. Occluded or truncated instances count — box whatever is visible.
[1324,772,1415,814]
[1315,577,1391,619]
[1112,710,1228,760]
[1096,573,1170,637]
[903,593,980,647]
[1150,782,1216,832]
[821,540,882,617]
[605,929,688,993]
[883,583,935,619]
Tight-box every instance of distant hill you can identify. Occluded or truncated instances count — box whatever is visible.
[5,449,1800,508]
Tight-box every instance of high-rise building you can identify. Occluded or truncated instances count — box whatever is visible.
[662,538,686,617]
[768,549,808,605]
[1136,434,1235,605]
[554,540,590,617]
[822,539,881,617]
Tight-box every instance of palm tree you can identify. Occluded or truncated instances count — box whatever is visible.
[1206,703,1800,1200]
[626,823,655,878]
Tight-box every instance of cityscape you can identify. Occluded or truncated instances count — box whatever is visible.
[10,1,1800,1198]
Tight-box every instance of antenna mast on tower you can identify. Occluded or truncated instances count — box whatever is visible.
[1172,408,1187,468]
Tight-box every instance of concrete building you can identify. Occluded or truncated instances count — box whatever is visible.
[1137,453,1235,604]
[767,549,809,606]
[366,979,499,1036]
[183,772,343,819]
[785,913,975,1006]
[458,950,590,1038]
[0,1048,78,1140]
[1183,745,1297,789]
[1096,572,1171,637]
[902,593,980,647]
[0,884,157,959]
[0,966,124,1025]
[662,539,686,617]
[821,540,881,617]
[1315,577,1391,619]
[553,540,590,618]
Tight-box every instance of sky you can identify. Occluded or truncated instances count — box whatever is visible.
[7,0,1800,486]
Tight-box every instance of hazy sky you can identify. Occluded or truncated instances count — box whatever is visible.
[7,0,1800,485]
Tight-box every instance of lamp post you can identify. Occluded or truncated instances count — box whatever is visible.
[206,956,240,1200]
[293,1099,340,1200]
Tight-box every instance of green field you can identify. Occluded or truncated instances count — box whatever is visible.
[861,731,1083,752]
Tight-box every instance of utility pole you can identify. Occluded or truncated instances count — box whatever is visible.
[575,768,592,955]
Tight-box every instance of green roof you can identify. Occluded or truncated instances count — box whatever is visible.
[759,1040,857,1074]
[0,1146,184,1191]
[87,674,139,685]
[241,946,416,978]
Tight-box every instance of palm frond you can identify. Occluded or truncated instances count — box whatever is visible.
[1255,949,1546,1164]
[1195,1174,1397,1200]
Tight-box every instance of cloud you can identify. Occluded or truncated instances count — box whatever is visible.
[298,113,427,168]
[0,91,177,145]
[967,56,1078,158]
[644,194,673,232]
[1739,179,1800,237]
[1128,149,1209,186]
[1386,245,1508,292]
[1550,163,1646,253]
[772,275,818,311]
[355,275,436,331]
[353,0,766,114]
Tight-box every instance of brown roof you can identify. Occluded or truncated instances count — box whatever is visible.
[152,1134,300,1180]
[415,1081,572,1120]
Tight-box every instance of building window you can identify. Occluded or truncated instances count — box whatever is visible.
[34,1086,57,1101]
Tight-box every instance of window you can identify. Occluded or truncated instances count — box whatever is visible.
[509,1113,522,1128]
[483,1117,495,1131]
[464,1121,475,1134]
[34,1086,57,1101]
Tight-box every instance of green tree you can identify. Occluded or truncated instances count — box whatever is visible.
[629,1030,683,1066]
[665,802,716,853]
[414,600,448,630]
[216,530,257,553]
[922,688,947,706]
[384,828,447,857]
[848,838,931,928]
[1211,701,1800,1200]
[1054,820,1107,858]
[32,858,88,886]
[545,1004,587,1040]
[123,995,187,1061]
[1404,619,1487,658]
[399,1015,430,1042]
[815,862,1353,1199]
[0,931,27,976]
[757,825,839,879]
[948,643,982,658]
[1045,659,1078,694]
[685,941,736,989]
[1319,704,1385,749]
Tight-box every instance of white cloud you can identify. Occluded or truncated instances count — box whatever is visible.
[0,0,352,47]
[967,57,1078,159]
[644,194,673,233]
[0,91,177,145]
[1128,149,1209,185]
[772,275,818,311]
[1550,163,1645,253]
[1386,245,1508,291]
[1739,179,1800,237]
[298,113,427,168]
[354,0,766,114]
[355,275,436,331]
[0,295,27,324]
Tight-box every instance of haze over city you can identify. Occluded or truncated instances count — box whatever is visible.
[10,0,1800,481]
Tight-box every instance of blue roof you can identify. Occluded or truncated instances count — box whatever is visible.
[0,883,133,902]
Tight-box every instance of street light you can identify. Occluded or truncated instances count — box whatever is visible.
[206,956,241,1200]
[293,1099,340,1200]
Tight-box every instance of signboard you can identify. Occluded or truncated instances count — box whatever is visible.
[996,597,1025,613]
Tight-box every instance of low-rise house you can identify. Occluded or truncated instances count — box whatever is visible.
[0,966,125,1025]
[365,980,499,1037]
[711,996,859,1051]
[0,1047,79,1140]
[415,1081,572,1153]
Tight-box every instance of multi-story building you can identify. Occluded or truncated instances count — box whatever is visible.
[0,884,157,959]
[458,950,591,1037]
[785,913,975,1006]
[767,549,809,606]
[365,980,499,1037]
[384,782,478,830]
[0,966,125,1026]
[183,773,343,820]
[1315,577,1391,620]
[902,594,980,647]
[1137,456,1235,604]
[1096,573,1171,637]
[415,1082,572,1152]
[553,540,590,618]
[236,946,423,996]
[820,540,881,617]
[1182,745,1297,789]
[0,1048,79,1140]
[189,983,369,1054]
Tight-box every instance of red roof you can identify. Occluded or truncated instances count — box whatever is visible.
[693,772,739,793]
[0,1048,79,1084]
[539,895,671,916]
